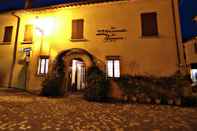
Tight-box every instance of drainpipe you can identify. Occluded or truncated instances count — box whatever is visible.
[8,12,20,88]
[171,0,187,73]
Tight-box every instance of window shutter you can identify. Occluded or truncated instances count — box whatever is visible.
[24,24,33,42]
[72,19,84,39]
[194,43,197,53]
[3,26,13,42]
[141,12,158,36]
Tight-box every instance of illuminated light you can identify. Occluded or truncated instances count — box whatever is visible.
[45,59,49,74]
[40,59,45,74]
[194,16,197,22]
[72,60,77,84]
[37,57,49,75]
[114,60,120,78]
[34,16,55,36]
[107,60,113,77]
[35,29,43,36]
[107,59,120,78]
[191,69,197,83]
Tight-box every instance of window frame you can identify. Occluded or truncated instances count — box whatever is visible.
[3,26,13,43]
[190,63,197,83]
[106,56,120,79]
[194,42,197,53]
[141,12,159,37]
[23,24,33,44]
[71,19,84,40]
[37,55,49,76]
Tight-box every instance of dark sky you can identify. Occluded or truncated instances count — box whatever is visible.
[180,0,197,41]
[0,0,197,41]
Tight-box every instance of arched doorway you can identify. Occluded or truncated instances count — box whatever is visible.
[54,48,95,93]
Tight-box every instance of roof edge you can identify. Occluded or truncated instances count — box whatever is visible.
[0,0,127,13]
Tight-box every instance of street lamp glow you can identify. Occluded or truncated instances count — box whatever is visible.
[34,16,55,36]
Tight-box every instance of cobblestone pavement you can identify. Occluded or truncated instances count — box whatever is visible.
[0,89,197,131]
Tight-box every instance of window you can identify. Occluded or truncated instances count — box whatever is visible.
[72,19,84,39]
[141,12,158,36]
[3,26,13,42]
[194,43,197,53]
[191,63,197,83]
[37,56,49,75]
[106,57,120,78]
[24,24,33,43]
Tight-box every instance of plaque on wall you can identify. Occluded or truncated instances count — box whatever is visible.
[96,27,127,42]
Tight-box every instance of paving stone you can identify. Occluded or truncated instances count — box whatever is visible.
[0,90,197,131]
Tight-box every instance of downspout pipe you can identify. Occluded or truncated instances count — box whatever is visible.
[8,12,20,88]
[171,0,181,67]
[171,0,187,73]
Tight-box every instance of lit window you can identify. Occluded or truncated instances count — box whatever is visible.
[191,69,197,82]
[37,56,49,75]
[107,60,113,77]
[106,57,120,78]
[191,63,197,83]
[114,60,120,77]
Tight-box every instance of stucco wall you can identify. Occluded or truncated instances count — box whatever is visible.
[184,38,197,64]
[0,0,181,91]
[0,14,17,87]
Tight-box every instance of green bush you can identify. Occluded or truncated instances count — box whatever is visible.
[84,65,110,102]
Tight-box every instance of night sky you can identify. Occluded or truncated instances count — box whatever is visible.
[0,0,196,41]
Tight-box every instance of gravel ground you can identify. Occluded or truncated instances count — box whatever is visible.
[0,88,197,131]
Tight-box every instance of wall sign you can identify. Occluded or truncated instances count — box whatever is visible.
[23,47,32,53]
[96,27,127,42]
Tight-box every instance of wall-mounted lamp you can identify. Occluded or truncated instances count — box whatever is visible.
[34,16,55,36]
[193,16,197,22]
[34,16,54,55]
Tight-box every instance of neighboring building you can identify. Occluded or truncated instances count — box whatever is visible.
[0,0,186,93]
[184,16,197,83]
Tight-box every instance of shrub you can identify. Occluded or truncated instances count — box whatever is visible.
[84,65,110,102]
[40,53,66,97]
[116,74,190,105]
[116,75,151,96]
[182,96,197,107]
[41,75,65,97]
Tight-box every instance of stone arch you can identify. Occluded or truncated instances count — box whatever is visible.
[62,48,95,69]
[52,48,96,92]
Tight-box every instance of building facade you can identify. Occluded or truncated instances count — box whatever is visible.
[0,0,186,92]
[184,38,197,83]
